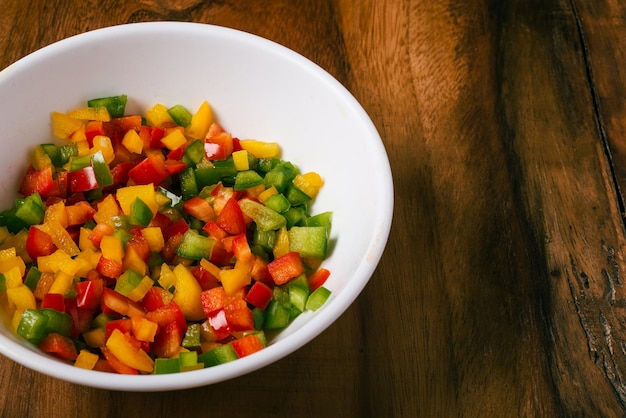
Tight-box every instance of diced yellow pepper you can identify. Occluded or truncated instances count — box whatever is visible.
[125,274,153,302]
[38,249,74,273]
[161,129,187,151]
[0,249,24,277]
[44,201,68,229]
[239,139,281,158]
[257,185,278,203]
[91,135,115,164]
[93,194,122,226]
[7,285,36,312]
[32,145,52,170]
[232,150,250,171]
[199,259,222,281]
[106,328,155,373]
[219,266,251,296]
[172,264,205,321]
[100,235,124,264]
[141,227,165,252]
[158,263,176,291]
[4,265,24,288]
[75,349,100,370]
[116,185,158,216]
[122,129,143,154]
[48,271,74,295]
[185,101,213,139]
[273,226,290,258]
[293,172,324,198]
[70,128,88,144]
[123,248,148,277]
[74,249,101,277]
[67,106,111,122]
[146,103,175,128]
[74,139,91,156]
[79,227,98,252]
[0,226,11,247]
[51,112,84,139]
[83,327,106,348]
[38,221,80,257]
[131,316,158,343]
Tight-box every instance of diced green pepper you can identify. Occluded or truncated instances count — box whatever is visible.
[239,199,286,231]
[194,167,221,188]
[40,308,72,337]
[263,193,291,213]
[234,170,264,191]
[59,143,79,166]
[176,230,215,260]
[179,167,199,200]
[16,309,49,345]
[285,184,311,206]
[15,193,45,226]
[305,286,331,311]
[87,94,128,118]
[181,323,201,350]
[91,151,114,188]
[198,343,238,367]
[115,269,146,297]
[167,104,193,127]
[130,197,153,227]
[252,307,265,330]
[23,267,42,291]
[183,139,205,167]
[288,226,328,259]
[40,144,62,167]
[264,299,291,329]
[154,357,180,374]
[178,350,198,368]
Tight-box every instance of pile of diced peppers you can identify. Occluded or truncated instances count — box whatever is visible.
[0,95,332,374]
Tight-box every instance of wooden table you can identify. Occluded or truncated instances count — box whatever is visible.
[1,0,626,416]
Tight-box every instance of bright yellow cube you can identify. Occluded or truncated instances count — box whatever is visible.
[185,100,213,139]
[116,185,159,216]
[67,106,111,122]
[161,128,187,151]
[51,112,84,139]
[239,139,281,158]
[232,150,250,171]
[122,129,143,154]
[146,103,174,128]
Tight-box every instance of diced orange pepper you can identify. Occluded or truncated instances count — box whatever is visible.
[219,265,251,296]
[185,101,213,139]
[93,194,122,226]
[131,317,158,342]
[66,201,96,227]
[91,135,115,164]
[100,235,124,264]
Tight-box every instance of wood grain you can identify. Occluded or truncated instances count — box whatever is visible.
[1,0,626,416]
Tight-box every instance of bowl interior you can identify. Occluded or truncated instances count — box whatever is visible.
[0,22,393,391]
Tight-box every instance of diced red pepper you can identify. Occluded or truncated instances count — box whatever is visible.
[202,220,227,240]
[151,321,183,359]
[76,278,104,310]
[216,197,246,235]
[267,252,305,285]
[128,154,169,186]
[183,196,215,223]
[38,333,78,361]
[100,287,145,317]
[150,126,165,149]
[308,268,331,291]
[65,297,95,337]
[85,120,105,145]
[103,115,142,143]
[204,132,233,160]
[163,218,189,241]
[110,161,135,185]
[25,226,57,260]
[166,141,189,161]
[141,286,170,312]
[200,287,226,316]
[224,298,254,331]
[68,166,99,193]
[245,281,273,310]
[164,159,187,176]
[230,233,253,264]
[146,301,187,335]
[97,256,123,279]
[41,293,66,312]
[231,334,265,358]
[207,309,232,340]
[105,319,132,339]
[190,263,220,291]
[19,165,54,197]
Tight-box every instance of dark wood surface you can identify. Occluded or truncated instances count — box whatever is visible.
[1,0,626,416]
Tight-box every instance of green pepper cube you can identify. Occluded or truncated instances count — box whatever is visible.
[198,343,238,367]
[288,226,328,259]
[234,170,264,191]
[40,308,73,337]
[252,307,265,330]
[16,309,49,345]
[285,184,311,206]
[59,143,79,166]
[40,144,62,167]
[263,193,291,214]
[183,139,205,166]
[176,230,215,260]
[87,94,128,118]
[303,211,333,232]
[178,350,199,368]
[15,193,45,226]
[195,167,221,188]
[179,167,199,200]
[154,357,181,374]
[69,154,93,172]
[167,104,193,127]
[130,197,153,227]
[181,323,201,350]
[91,150,114,188]
[264,299,292,330]
[288,281,310,315]
[239,199,286,231]
[23,267,42,292]
[305,286,332,311]
[115,269,146,298]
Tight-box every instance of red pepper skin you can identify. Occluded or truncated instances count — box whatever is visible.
[207,309,232,340]
[190,264,219,291]
[65,297,95,337]
[68,166,99,193]
[75,278,104,310]
[163,218,189,241]
[216,197,246,236]
[149,211,173,231]
[200,287,226,316]
[105,319,132,340]
[204,132,233,160]
[164,159,187,176]
[141,286,170,312]
[267,252,305,285]
[230,233,253,264]
[231,334,265,358]
[167,141,189,161]
[245,281,273,310]
[38,333,78,361]
[110,161,135,186]
[146,301,187,335]
[203,221,227,240]
[85,120,105,145]
[41,293,66,312]
[149,126,165,149]
[128,155,168,186]
[25,226,57,260]
[224,298,254,331]
[151,321,184,358]
[19,165,54,198]
[308,268,331,291]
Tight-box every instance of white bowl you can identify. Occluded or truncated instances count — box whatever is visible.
[0,22,393,391]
